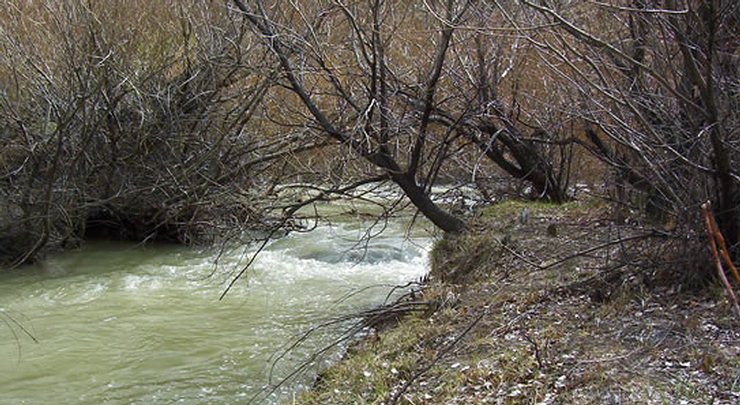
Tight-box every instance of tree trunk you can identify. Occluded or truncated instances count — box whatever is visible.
[392,172,467,234]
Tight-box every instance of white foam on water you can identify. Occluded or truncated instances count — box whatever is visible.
[0,219,433,405]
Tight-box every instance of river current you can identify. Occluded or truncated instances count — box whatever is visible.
[0,219,431,404]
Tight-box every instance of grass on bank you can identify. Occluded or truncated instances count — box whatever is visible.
[296,199,739,404]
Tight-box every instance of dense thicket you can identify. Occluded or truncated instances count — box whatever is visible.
[1,1,737,283]
[0,1,280,264]
[520,0,739,276]
[229,0,737,278]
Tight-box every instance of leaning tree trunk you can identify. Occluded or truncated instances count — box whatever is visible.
[392,172,467,233]
[233,0,468,235]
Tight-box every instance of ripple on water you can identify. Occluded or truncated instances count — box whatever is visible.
[40,280,109,305]
[122,274,165,291]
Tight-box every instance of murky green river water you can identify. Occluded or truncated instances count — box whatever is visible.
[0,219,430,404]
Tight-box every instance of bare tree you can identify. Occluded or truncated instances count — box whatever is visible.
[519,0,739,267]
[410,2,576,203]
[231,0,470,233]
[0,1,285,265]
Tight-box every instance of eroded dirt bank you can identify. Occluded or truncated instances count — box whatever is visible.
[298,200,739,404]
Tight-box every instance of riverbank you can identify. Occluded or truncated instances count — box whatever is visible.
[297,200,739,404]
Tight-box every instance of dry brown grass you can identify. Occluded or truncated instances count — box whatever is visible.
[297,199,739,404]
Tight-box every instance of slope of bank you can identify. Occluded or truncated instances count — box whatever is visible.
[297,200,739,404]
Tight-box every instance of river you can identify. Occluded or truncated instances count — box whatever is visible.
[0,217,431,404]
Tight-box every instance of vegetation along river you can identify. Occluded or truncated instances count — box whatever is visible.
[0,217,431,404]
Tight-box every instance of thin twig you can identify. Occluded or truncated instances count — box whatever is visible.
[703,202,740,285]
[387,309,486,405]
[529,232,657,273]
